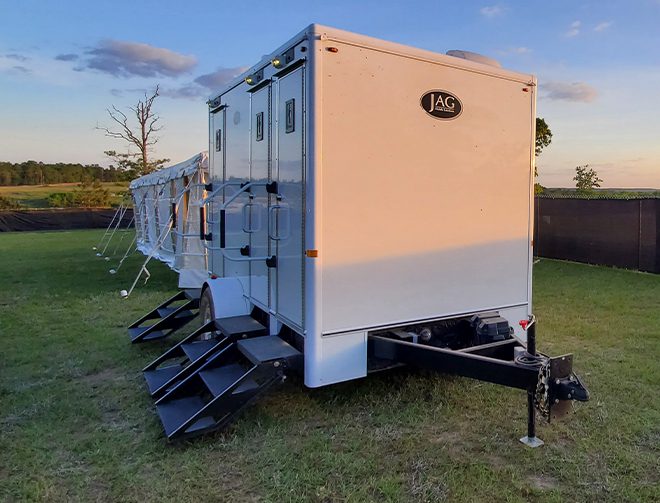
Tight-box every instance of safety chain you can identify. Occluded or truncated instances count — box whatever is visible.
[535,359,551,419]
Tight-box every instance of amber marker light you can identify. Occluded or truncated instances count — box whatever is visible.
[245,75,256,85]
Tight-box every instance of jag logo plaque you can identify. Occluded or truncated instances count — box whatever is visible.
[420,90,462,119]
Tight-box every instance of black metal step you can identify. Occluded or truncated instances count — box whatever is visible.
[129,327,166,342]
[156,397,215,437]
[237,336,301,364]
[183,288,202,300]
[199,364,258,397]
[127,291,201,344]
[144,365,183,395]
[152,343,291,440]
[216,315,267,338]
[156,306,176,318]
[128,316,197,343]
[181,339,220,362]
[157,307,193,319]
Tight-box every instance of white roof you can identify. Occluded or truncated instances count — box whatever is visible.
[129,152,208,189]
[208,24,534,102]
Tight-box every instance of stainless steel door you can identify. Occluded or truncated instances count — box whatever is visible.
[249,85,271,308]
[208,106,224,276]
[220,86,250,279]
[272,67,305,329]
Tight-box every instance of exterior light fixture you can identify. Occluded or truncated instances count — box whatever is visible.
[271,57,283,69]
[245,75,256,85]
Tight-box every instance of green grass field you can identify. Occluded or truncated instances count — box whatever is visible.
[0,182,129,208]
[1,230,658,502]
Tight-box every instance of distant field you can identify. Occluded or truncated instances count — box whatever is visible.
[0,230,658,502]
[0,182,129,208]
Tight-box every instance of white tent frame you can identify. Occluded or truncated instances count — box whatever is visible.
[122,152,209,296]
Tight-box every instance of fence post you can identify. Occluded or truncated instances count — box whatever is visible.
[638,199,659,273]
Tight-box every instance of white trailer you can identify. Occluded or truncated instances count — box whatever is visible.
[130,25,588,443]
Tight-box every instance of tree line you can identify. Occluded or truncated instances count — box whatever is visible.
[0,160,133,186]
[1,87,169,187]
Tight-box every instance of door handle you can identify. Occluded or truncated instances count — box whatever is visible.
[242,202,262,233]
[219,209,226,248]
[199,206,211,241]
[268,204,290,240]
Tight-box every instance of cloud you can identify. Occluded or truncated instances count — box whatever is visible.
[194,66,249,90]
[160,84,208,99]
[480,5,503,18]
[594,21,613,32]
[5,53,28,62]
[158,66,249,100]
[108,87,147,98]
[77,40,197,78]
[0,51,96,86]
[498,46,532,56]
[542,81,597,102]
[565,20,581,38]
[55,53,79,61]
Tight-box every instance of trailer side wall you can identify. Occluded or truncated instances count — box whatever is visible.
[318,39,535,337]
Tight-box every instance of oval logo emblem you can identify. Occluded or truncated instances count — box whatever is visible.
[420,90,462,119]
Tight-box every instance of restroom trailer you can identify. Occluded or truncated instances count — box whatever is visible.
[132,25,588,443]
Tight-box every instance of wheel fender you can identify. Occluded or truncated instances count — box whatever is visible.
[202,276,251,320]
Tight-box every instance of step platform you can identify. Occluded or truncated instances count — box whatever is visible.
[128,290,201,343]
[153,335,302,440]
[142,314,268,398]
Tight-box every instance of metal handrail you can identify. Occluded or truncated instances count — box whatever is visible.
[158,180,207,254]
[200,181,275,262]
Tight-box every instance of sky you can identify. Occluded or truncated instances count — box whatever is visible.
[0,0,659,188]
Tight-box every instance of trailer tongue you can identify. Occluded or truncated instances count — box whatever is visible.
[369,317,589,447]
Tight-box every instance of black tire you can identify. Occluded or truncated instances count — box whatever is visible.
[198,287,216,340]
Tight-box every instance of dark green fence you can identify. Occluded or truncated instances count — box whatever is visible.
[534,198,659,273]
[0,208,133,232]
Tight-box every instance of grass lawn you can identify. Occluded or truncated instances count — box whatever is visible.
[1,229,658,502]
[0,182,129,209]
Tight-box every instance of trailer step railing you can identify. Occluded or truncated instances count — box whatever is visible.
[152,334,302,440]
[199,181,277,265]
[127,290,201,343]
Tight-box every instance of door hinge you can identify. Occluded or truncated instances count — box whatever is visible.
[266,256,277,268]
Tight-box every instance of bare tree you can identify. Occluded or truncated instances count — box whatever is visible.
[97,86,168,175]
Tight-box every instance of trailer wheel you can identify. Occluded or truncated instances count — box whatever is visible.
[198,287,216,340]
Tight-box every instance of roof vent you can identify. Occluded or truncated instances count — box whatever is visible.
[446,50,501,68]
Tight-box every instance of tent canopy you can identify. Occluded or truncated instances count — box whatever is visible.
[129,152,208,189]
